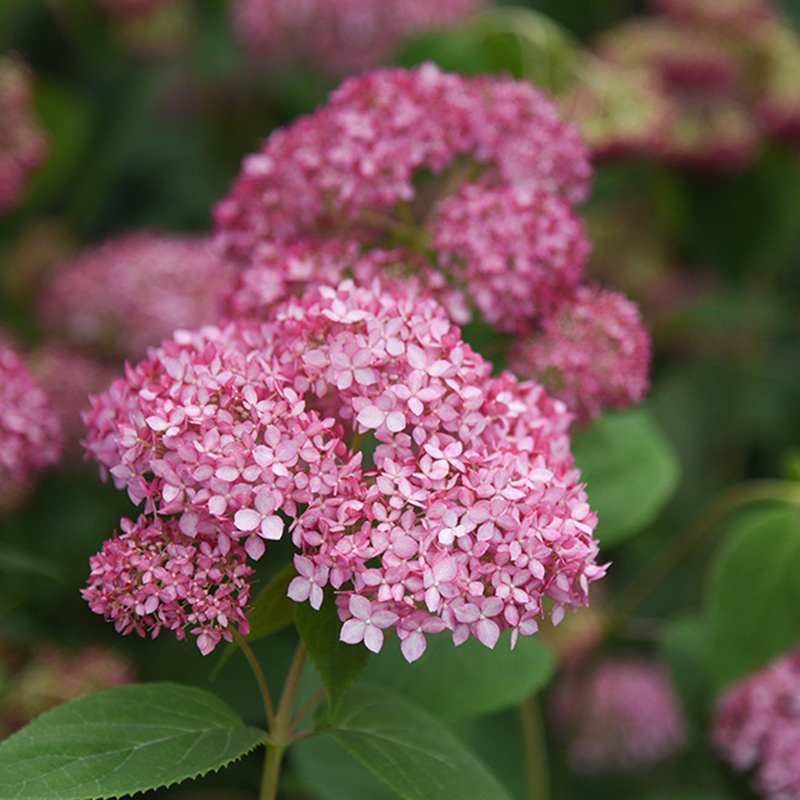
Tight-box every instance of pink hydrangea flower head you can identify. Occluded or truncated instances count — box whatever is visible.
[508,285,650,423]
[214,64,591,267]
[0,337,63,512]
[82,515,254,655]
[275,280,605,660]
[430,180,589,332]
[0,55,47,215]
[38,232,236,360]
[84,279,606,657]
[713,647,800,800]
[551,656,688,774]
[232,0,484,78]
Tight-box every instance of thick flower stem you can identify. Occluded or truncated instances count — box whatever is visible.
[609,479,800,632]
[520,695,550,800]
[260,641,308,800]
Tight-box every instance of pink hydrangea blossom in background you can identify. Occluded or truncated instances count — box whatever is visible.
[214,64,591,336]
[83,515,254,655]
[84,279,606,656]
[0,56,47,215]
[713,647,800,800]
[0,644,135,734]
[430,181,589,332]
[37,232,235,360]
[29,346,117,458]
[508,285,651,422]
[0,337,62,513]
[551,656,687,774]
[232,0,484,78]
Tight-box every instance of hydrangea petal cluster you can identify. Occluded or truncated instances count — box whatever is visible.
[232,0,484,78]
[226,239,470,326]
[508,286,651,422]
[0,337,62,513]
[431,181,589,331]
[713,647,800,800]
[38,232,235,360]
[84,279,606,657]
[82,319,351,561]
[214,64,591,337]
[0,56,47,215]
[271,281,605,661]
[83,515,254,655]
[551,656,688,774]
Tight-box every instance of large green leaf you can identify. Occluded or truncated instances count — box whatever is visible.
[362,633,553,720]
[0,683,266,800]
[293,734,400,800]
[246,561,297,641]
[326,684,514,800]
[572,408,680,546]
[294,592,369,715]
[707,505,800,688]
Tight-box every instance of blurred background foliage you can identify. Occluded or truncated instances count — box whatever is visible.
[1,0,800,799]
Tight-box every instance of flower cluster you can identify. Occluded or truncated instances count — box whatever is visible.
[0,337,62,513]
[0,55,47,215]
[551,656,687,774]
[84,279,606,657]
[0,644,135,735]
[576,3,800,169]
[713,647,800,800]
[231,0,484,78]
[83,516,254,655]
[38,232,235,360]
[508,286,651,422]
[216,65,648,420]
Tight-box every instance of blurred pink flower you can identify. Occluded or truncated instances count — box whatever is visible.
[0,337,62,512]
[232,0,484,78]
[713,647,800,800]
[38,231,235,360]
[551,656,687,774]
[0,56,47,215]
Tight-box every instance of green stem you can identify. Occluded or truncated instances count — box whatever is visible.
[609,479,800,631]
[231,629,275,732]
[261,641,308,800]
[520,696,549,800]
[291,686,326,731]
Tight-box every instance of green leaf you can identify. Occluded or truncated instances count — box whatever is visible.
[708,505,800,688]
[293,734,401,800]
[363,633,553,720]
[0,683,266,800]
[572,408,680,545]
[294,592,369,715]
[326,684,514,800]
[247,561,297,640]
